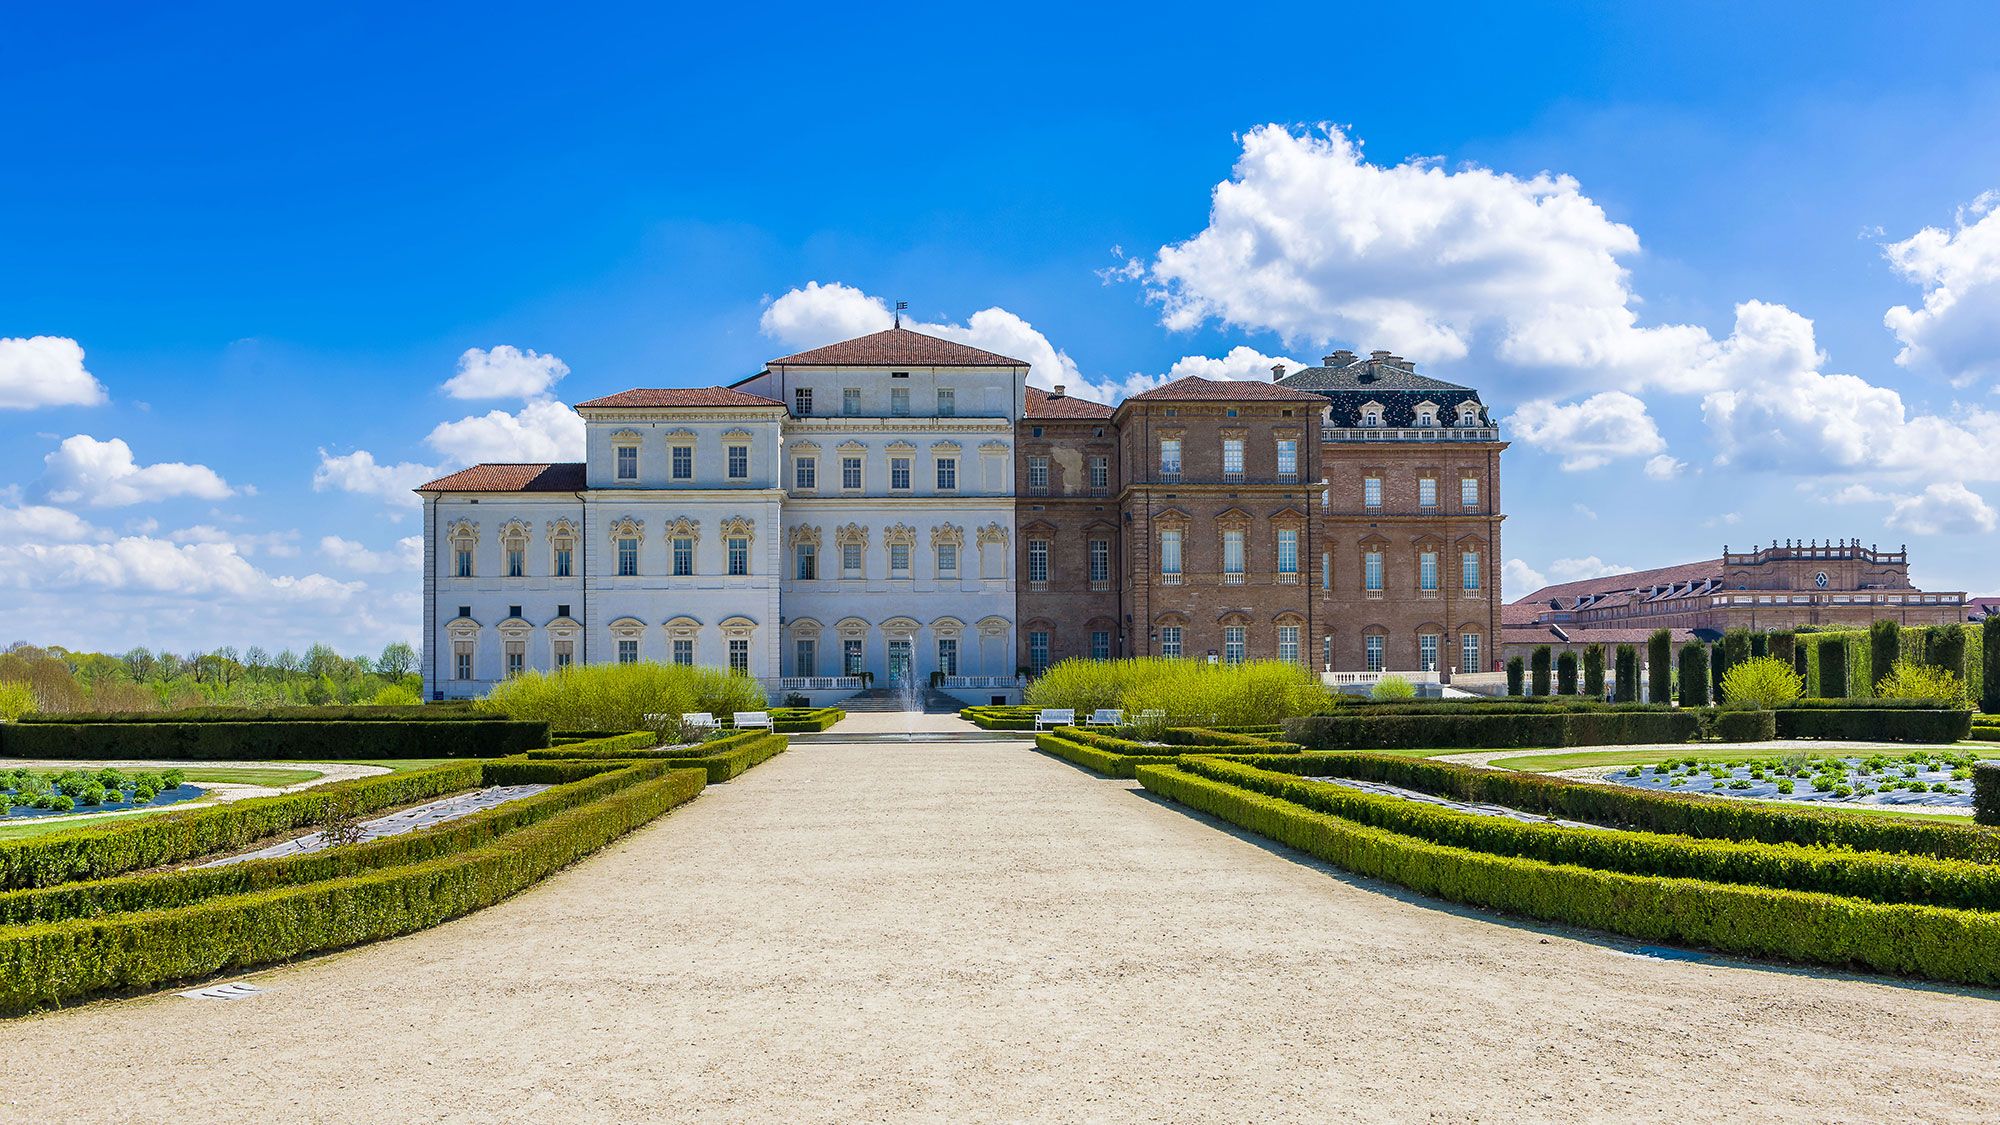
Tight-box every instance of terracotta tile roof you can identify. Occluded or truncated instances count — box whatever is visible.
[1025,385,1113,419]
[415,463,587,493]
[1510,558,1724,607]
[1501,624,1701,647]
[1120,376,1326,404]
[574,386,785,409]
[769,327,1027,367]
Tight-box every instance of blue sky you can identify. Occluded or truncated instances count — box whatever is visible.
[5,2,2000,655]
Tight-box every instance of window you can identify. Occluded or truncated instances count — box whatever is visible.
[1462,551,1481,591]
[936,388,955,416]
[1364,550,1384,592]
[1321,634,1333,671]
[1160,529,1183,584]
[455,546,474,578]
[1089,539,1110,589]
[618,638,639,665]
[890,456,911,490]
[1364,634,1384,673]
[672,446,693,480]
[1222,437,1244,476]
[797,543,817,581]
[937,542,959,576]
[1028,539,1049,586]
[841,456,863,490]
[1091,630,1111,661]
[505,641,525,679]
[1461,633,1481,674]
[1277,528,1299,580]
[1361,408,1382,427]
[889,542,911,576]
[728,638,749,674]
[842,542,862,577]
[1029,631,1050,674]
[1420,550,1439,593]
[1088,454,1109,492]
[1461,477,1479,507]
[1160,625,1182,658]
[1418,478,1437,509]
[672,537,694,577]
[794,457,817,490]
[937,637,958,676]
[1027,455,1049,494]
[1222,529,1245,583]
[672,638,693,666]
[1416,408,1435,427]
[1278,625,1300,664]
[1223,625,1246,665]
[726,444,748,480]
[936,457,957,490]
[843,638,864,676]
[553,640,573,670]
[890,388,910,417]
[1419,633,1439,671]
[795,639,816,676]
[1364,476,1383,509]
[617,537,639,577]
[1276,438,1298,480]
[506,545,525,578]
[554,544,573,578]
[843,387,862,416]
[794,388,812,416]
[1159,438,1182,479]
[728,537,749,577]
[616,445,638,481]
[453,642,473,681]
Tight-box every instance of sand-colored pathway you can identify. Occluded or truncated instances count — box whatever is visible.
[4,740,1998,1123]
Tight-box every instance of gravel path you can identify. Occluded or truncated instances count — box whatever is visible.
[2,741,1997,1123]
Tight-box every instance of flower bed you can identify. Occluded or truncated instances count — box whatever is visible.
[1604,750,1983,808]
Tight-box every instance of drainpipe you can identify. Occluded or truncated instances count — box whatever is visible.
[575,490,589,666]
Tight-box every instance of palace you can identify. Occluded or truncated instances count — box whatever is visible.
[418,330,1508,702]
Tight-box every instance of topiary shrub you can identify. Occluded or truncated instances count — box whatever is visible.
[1721,657,1805,710]
[1928,625,1968,682]
[1369,675,1417,701]
[1875,659,1970,707]
[1818,636,1848,699]
[1870,619,1901,689]
[1768,630,1795,668]
[1506,657,1525,697]
[1556,652,1578,696]
[1976,761,2000,827]
[0,682,35,723]
[1677,644,1710,708]
[1714,709,1777,742]
[1583,645,1606,699]
[1531,647,1552,697]
[1647,629,1673,704]
[1614,645,1638,703]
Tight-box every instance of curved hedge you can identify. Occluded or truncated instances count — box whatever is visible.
[1713,709,1777,742]
[771,707,843,733]
[0,720,550,760]
[1136,763,2000,986]
[961,706,1037,731]
[1283,708,1697,750]
[1034,727,1301,779]
[1773,708,1972,743]
[524,729,787,783]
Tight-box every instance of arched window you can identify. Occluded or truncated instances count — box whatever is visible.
[548,519,578,579]
[500,520,530,579]
[448,520,478,579]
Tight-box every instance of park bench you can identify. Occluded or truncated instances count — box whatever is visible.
[678,712,719,733]
[1035,708,1076,731]
[732,711,774,730]
[1085,708,1125,727]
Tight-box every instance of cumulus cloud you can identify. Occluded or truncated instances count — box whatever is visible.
[320,534,424,574]
[1546,556,1635,583]
[760,281,895,347]
[0,502,103,542]
[423,399,585,464]
[1644,454,1686,480]
[167,525,301,558]
[0,535,360,602]
[441,345,571,400]
[1823,481,1999,535]
[312,449,441,506]
[1165,345,1304,383]
[0,336,108,410]
[1883,191,2000,386]
[1507,391,1666,471]
[39,435,235,508]
[1503,558,1547,597]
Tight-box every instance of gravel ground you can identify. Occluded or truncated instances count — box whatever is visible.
[3,740,1997,1123]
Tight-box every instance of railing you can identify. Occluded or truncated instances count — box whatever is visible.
[939,675,1023,689]
[1323,669,1442,686]
[1323,427,1500,443]
[767,676,865,691]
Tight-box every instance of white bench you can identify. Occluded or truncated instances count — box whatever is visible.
[1134,709,1167,727]
[1085,708,1125,727]
[1035,708,1076,731]
[679,712,718,732]
[732,711,774,731]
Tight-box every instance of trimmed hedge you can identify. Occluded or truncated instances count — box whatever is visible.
[1974,723,2000,743]
[0,763,483,890]
[1977,762,2000,827]
[525,729,788,783]
[770,707,843,733]
[1531,647,1552,696]
[1033,726,1301,779]
[0,720,550,760]
[16,705,484,724]
[0,764,705,1015]
[1282,708,1697,750]
[1647,630,1673,704]
[1713,709,1777,742]
[1985,617,2000,715]
[1774,708,1972,743]
[1677,644,1709,708]
[1180,756,2000,911]
[960,705,1038,731]
[1136,763,2000,986]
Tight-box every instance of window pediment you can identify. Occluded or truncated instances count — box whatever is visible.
[608,516,644,541]
[883,522,916,546]
[789,524,822,548]
[930,523,964,547]
[719,616,757,637]
[835,522,869,546]
[721,429,753,443]
[664,516,699,541]
[610,429,643,443]
[975,522,1009,547]
[976,615,1011,636]
[720,515,755,541]
[884,440,917,455]
[837,439,867,454]
[608,617,647,638]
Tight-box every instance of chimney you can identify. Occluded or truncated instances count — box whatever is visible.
[1324,349,1356,366]
[1270,363,1286,380]
[1051,384,1066,398]
[1370,350,1394,362]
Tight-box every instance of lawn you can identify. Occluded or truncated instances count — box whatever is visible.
[308,758,465,773]
[182,766,324,786]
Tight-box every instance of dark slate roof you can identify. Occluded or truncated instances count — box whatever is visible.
[1276,356,1488,427]
[769,327,1027,367]
[1025,385,1114,419]
[1510,558,1724,608]
[574,387,785,409]
[416,463,587,493]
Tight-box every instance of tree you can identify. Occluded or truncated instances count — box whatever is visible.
[1677,644,1710,707]
[1613,645,1638,703]
[1531,646,1552,697]
[1768,630,1795,669]
[1582,645,1606,699]
[1819,636,1848,699]
[1984,617,2000,715]
[1556,651,1578,695]
[275,649,301,674]
[244,646,270,669]
[1720,656,1803,709]
[1506,656,1525,696]
[1870,619,1901,688]
[376,642,417,679]
[1750,631,1768,659]
[1647,629,1673,704]
[1927,625,1967,681]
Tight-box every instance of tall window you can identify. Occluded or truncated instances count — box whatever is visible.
[553,543,573,579]
[1222,529,1245,583]
[1461,477,1480,507]
[453,642,473,681]
[843,638,864,675]
[1364,635,1384,672]
[1419,550,1439,592]
[672,638,693,666]
[1278,625,1300,664]
[1461,633,1482,674]
[553,640,573,670]
[842,542,862,577]
[1160,529,1183,584]
[672,446,692,480]
[455,545,473,578]
[936,388,955,416]
[890,388,910,417]
[937,637,958,676]
[1276,438,1298,480]
[1029,631,1050,673]
[936,457,957,490]
[616,445,638,481]
[1419,633,1439,671]
[1088,454,1109,492]
[1028,539,1049,586]
[1159,625,1182,658]
[727,445,749,480]
[727,536,749,577]
[842,456,863,490]
[1091,630,1111,660]
[617,537,639,577]
[672,537,694,577]
[506,544,525,578]
[889,542,911,575]
[1418,478,1437,509]
[1089,539,1110,589]
[796,639,816,676]
[728,638,749,674]
[618,638,639,665]
[794,457,816,490]
[505,641,525,679]
[797,543,817,581]
[1364,550,1384,592]
[1159,438,1182,479]
[890,457,911,490]
[1027,455,1049,494]
[843,387,862,416]
[1277,529,1299,580]
[937,542,958,576]
[794,388,813,416]
[1321,634,1333,671]
[1364,476,1383,509]
[1462,551,1481,591]
[1222,437,1244,476]
[1223,625,1246,665]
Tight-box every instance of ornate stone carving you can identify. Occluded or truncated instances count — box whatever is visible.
[976,522,1009,547]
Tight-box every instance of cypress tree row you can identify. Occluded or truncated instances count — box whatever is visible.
[1819,635,1849,699]
[1870,619,1901,687]
[1769,630,1795,668]
[1614,645,1639,702]
[1557,651,1579,695]
[1647,629,1673,703]
[1506,656,1525,697]
[1985,617,2000,714]
[1928,624,1967,681]
[1750,632,1768,659]
[1582,644,1606,698]
[1531,646,1552,697]
[1677,644,1710,707]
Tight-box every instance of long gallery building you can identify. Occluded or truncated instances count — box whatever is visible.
[417,329,1507,703]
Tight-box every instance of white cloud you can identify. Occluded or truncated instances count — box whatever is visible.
[312,449,441,506]
[0,336,108,410]
[320,535,423,574]
[1572,503,1598,521]
[1703,511,1743,528]
[1165,345,1303,383]
[39,435,235,508]
[1546,556,1635,583]
[1504,558,1547,597]
[0,535,360,602]
[1644,454,1686,480]
[1883,191,2000,386]
[423,399,584,464]
[441,345,571,400]
[760,281,894,347]
[0,502,103,543]
[168,524,301,558]
[1507,391,1666,471]
[1823,481,1998,536]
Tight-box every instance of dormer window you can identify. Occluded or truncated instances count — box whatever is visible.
[1456,401,1483,427]
[1413,401,1437,427]
[1358,400,1384,427]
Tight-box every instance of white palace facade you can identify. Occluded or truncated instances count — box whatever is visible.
[417,328,1026,703]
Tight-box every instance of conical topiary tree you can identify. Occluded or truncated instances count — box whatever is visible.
[1870,619,1901,689]
[1819,635,1848,699]
[1507,655,1525,697]
[1557,651,1579,695]
[1614,645,1638,703]
[1678,643,1710,707]
[1582,644,1605,699]
[1647,629,1673,703]
[1531,646,1552,697]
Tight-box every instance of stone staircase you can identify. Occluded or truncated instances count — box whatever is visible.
[838,686,963,714]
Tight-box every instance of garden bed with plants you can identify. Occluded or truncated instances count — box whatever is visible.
[769,707,844,733]
[1604,750,1983,809]
[961,705,1039,730]
[1023,657,1333,728]
[2,767,200,818]
[1137,752,2000,985]
[522,728,788,783]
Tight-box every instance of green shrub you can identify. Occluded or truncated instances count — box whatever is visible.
[1530,647,1552,697]
[1613,646,1637,703]
[1677,644,1710,707]
[1775,707,1972,743]
[526,729,787,783]
[1370,675,1416,701]
[960,705,1039,730]
[16,705,488,723]
[1034,726,1300,779]
[1875,659,1971,708]
[0,720,546,760]
[1714,709,1777,742]
[1282,708,1696,750]
[1582,645,1606,698]
[1975,762,2000,827]
[1868,619,1901,686]
[0,682,35,723]
[1025,658,1331,726]
[1506,657,1525,697]
[1984,618,2000,715]
[770,707,843,733]
[369,684,423,706]
[1647,630,1673,704]
[1556,652,1578,696]
[1818,636,1849,699]
[477,661,766,732]
[1721,657,1804,710]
